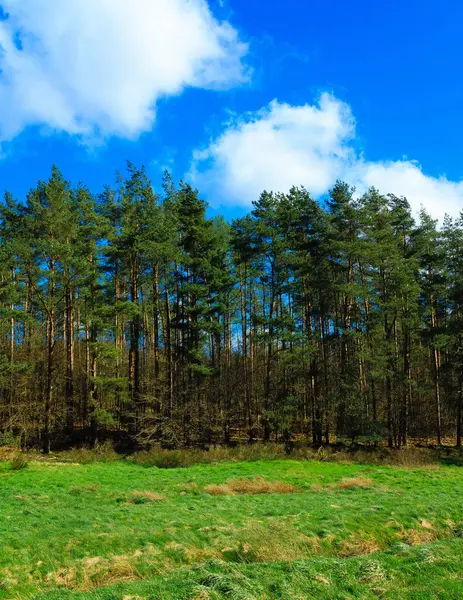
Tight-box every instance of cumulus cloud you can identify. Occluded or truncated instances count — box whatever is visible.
[353,160,463,222]
[190,93,356,206]
[190,95,463,221]
[0,0,248,141]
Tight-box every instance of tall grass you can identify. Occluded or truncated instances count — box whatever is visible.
[0,439,455,468]
[130,443,447,468]
[56,441,120,464]
[9,454,29,470]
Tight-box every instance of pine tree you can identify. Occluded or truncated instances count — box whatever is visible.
[2,164,463,451]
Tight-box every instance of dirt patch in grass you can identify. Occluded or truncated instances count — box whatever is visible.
[204,477,299,496]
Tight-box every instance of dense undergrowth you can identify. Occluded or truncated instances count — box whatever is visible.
[3,440,462,469]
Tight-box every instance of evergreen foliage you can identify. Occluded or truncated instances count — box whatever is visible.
[1,166,462,449]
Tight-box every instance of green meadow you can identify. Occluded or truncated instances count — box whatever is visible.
[1,456,462,599]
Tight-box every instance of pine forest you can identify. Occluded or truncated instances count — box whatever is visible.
[1,164,463,452]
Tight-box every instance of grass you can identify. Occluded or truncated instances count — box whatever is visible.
[0,454,462,598]
[129,443,448,468]
[204,476,299,495]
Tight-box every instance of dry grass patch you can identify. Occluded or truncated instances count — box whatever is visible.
[126,491,165,504]
[309,476,374,492]
[338,533,382,557]
[388,447,440,467]
[81,556,141,587]
[204,477,299,496]
[68,483,99,495]
[178,482,200,495]
[46,566,77,588]
[183,546,222,563]
[0,447,16,461]
[221,520,320,563]
[393,463,443,471]
[162,541,220,564]
[204,483,233,496]
[46,547,166,591]
[314,574,331,585]
[164,541,183,551]
[404,528,438,545]
[191,591,212,600]
[58,442,120,464]
[331,476,374,490]
[245,536,316,563]
[420,519,434,530]
[310,483,324,492]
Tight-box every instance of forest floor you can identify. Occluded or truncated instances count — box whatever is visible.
[1,456,463,599]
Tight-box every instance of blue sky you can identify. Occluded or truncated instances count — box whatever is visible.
[0,0,462,222]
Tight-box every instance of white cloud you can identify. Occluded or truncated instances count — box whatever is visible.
[190,95,463,221]
[352,160,463,222]
[0,0,248,141]
[190,93,356,206]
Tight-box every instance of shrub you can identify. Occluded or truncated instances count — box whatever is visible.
[388,447,439,467]
[0,431,21,448]
[59,441,119,464]
[119,442,444,469]
[132,443,293,468]
[316,446,328,461]
[10,454,29,470]
[133,449,189,468]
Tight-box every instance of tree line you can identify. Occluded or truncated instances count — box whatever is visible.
[1,163,462,452]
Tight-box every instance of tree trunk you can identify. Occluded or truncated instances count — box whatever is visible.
[65,285,75,437]
[44,305,55,454]
[128,259,141,437]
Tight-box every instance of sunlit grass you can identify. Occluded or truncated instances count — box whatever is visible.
[0,457,462,598]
